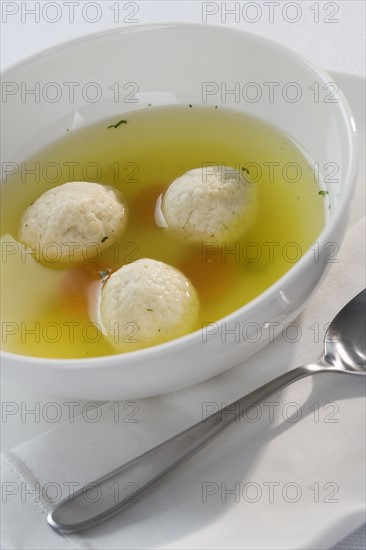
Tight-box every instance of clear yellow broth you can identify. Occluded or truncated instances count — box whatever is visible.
[1,106,325,358]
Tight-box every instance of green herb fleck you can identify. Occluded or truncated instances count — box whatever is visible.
[107,120,127,129]
[147,103,152,107]
[241,167,249,175]
[101,236,108,243]
[189,104,192,108]
[318,190,329,197]
[99,270,111,279]
[147,308,154,312]
[214,106,218,109]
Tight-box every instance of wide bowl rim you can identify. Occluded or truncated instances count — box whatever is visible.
[0,22,358,370]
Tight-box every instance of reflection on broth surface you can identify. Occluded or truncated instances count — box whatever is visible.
[1,106,325,358]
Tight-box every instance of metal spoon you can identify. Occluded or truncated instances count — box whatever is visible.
[48,289,366,534]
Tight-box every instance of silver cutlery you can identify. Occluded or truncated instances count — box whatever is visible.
[48,289,366,534]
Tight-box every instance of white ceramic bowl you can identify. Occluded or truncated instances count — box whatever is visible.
[1,23,357,400]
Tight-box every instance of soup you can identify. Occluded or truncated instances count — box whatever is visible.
[1,106,325,358]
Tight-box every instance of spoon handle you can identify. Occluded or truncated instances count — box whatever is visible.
[48,363,318,534]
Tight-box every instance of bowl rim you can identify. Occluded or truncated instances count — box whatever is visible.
[0,22,359,369]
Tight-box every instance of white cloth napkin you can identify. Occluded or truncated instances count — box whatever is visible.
[333,524,366,550]
[1,217,365,550]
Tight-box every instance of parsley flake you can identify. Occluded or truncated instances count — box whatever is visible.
[107,120,127,129]
[99,269,111,280]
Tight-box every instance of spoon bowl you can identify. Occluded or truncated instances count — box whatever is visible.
[324,289,366,373]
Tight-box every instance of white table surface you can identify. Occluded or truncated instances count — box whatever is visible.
[1,0,365,75]
[1,2,365,549]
